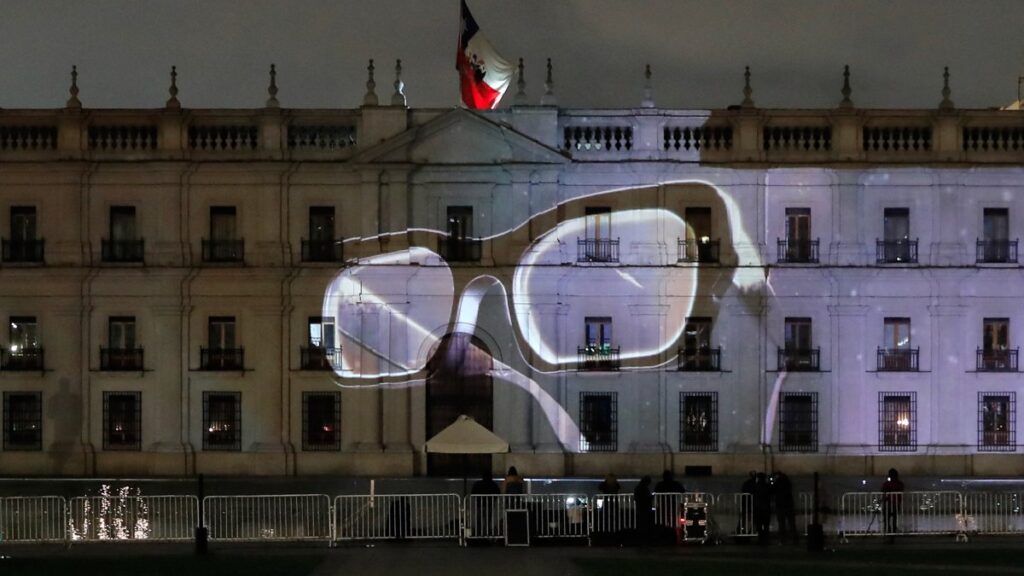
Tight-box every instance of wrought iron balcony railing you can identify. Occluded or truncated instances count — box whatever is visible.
[577,345,621,371]
[100,347,144,371]
[776,239,819,264]
[876,347,919,371]
[677,347,722,371]
[101,238,145,263]
[976,239,1018,264]
[977,348,1019,372]
[201,238,245,263]
[300,346,341,370]
[1,238,44,263]
[200,347,245,370]
[1,348,44,371]
[677,238,720,263]
[577,238,620,263]
[301,238,343,262]
[778,347,820,371]
[437,238,482,262]
[876,239,918,264]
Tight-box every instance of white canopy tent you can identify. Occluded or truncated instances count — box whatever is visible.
[424,414,509,494]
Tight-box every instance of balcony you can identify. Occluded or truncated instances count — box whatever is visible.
[437,237,482,262]
[678,347,721,371]
[776,239,819,264]
[976,348,1018,372]
[100,347,144,371]
[300,346,340,370]
[101,239,145,263]
[577,238,619,263]
[301,238,343,262]
[778,347,820,371]
[876,347,919,371]
[1,348,44,371]
[200,347,245,371]
[976,239,1018,264]
[202,239,244,263]
[2,238,44,263]
[677,239,720,264]
[577,345,620,371]
[876,239,918,264]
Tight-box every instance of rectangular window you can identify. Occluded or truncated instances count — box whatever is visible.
[308,206,335,241]
[308,316,336,349]
[784,317,812,350]
[203,392,241,451]
[9,316,38,351]
[109,206,137,241]
[585,206,611,240]
[584,316,613,348]
[109,316,136,350]
[883,208,910,242]
[879,392,917,452]
[883,318,911,350]
[785,208,811,243]
[685,207,712,243]
[683,317,712,351]
[209,206,237,241]
[983,318,1010,351]
[779,392,817,452]
[979,393,1016,452]
[208,316,236,349]
[3,392,41,451]
[10,206,37,241]
[983,208,1009,242]
[579,392,617,452]
[302,392,340,451]
[446,206,473,240]
[103,391,141,451]
[680,392,718,452]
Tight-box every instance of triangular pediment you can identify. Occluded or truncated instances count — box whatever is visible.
[351,108,569,165]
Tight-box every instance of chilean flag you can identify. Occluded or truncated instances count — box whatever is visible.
[457,0,513,109]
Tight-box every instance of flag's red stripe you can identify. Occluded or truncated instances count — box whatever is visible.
[458,50,501,110]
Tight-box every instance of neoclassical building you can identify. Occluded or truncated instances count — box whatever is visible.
[1,64,1023,477]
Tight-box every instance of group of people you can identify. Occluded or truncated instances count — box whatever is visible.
[739,470,797,544]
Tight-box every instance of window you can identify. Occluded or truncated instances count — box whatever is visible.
[579,392,617,452]
[203,392,241,451]
[103,392,140,451]
[878,208,916,263]
[302,392,340,451]
[441,206,480,262]
[579,317,618,370]
[883,208,909,243]
[209,316,235,348]
[578,206,618,263]
[979,208,1016,263]
[4,206,42,262]
[681,207,718,263]
[585,206,611,240]
[204,206,242,262]
[202,317,242,370]
[303,206,339,262]
[302,317,338,370]
[879,393,917,452]
[3,316,42,371]
[447,206,473,240]
[680,317,719,370]
[584,316,613,349]
[979,318,1016,371]
[879,318,916,371]
[3,392,41,450]
[780,208,816,263]
[103,206,142,262]
[979,393,1016,452]
[680,392,718,452]
[983,208,1009,242]
[779,392,817,452]
[102,316,142,371]
[781,317,818,370]
[883,318,911,350]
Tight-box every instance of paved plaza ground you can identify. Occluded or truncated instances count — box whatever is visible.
[3,540,1024,576]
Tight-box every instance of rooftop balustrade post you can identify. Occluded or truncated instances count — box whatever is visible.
[832,112,861,162]
[259,109,284,159]
[57,110,84,159]
[732,112,762,162]
[158,110,184,156]
[933,112,962,161]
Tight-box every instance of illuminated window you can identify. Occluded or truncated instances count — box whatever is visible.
[579,392,617,452]
[878,318,917,371]
[979,318,1016,372]
[979,393,1016,452]
[680,392,718,452]
[103,391,140,451]
[879,393,917,452]
[302,392,340,451]
[3,392,41,451]
[779,393,817,453]
[203,392,241,451]
[3,316,43,371]
[584,317,613,348]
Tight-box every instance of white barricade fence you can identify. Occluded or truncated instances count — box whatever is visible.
[464,494,589,541]
[204,494,331,542]
[333,494,462,542]
[0,496,67,543]
[962,492,1023,535]
[589,493,635,535]
[69,494,197,542]
[840,491,965,540]
[652,493,682,530]
[464,494,505,540]
[716,493,755,537]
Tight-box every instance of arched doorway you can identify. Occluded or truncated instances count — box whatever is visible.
[426,332,494,476]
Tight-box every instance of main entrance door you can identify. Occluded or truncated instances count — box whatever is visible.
[426,332,494,476]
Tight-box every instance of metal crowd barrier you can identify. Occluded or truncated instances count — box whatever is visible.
[69,495,197,542]
[333,493,461,542]
[589,493,636,536]
[203,494,332,542]
[962,492,1024,536]
[716,493,755,538]
[0,496,67,544]
[465,494,590,542]
[839,491,966,541]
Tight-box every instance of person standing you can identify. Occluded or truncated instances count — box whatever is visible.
[654,469,685,494]
[772,470,797,544]
[881,468,905,537]
[753,472,772,545]
[502,466,524,495]
[634,475,654,544]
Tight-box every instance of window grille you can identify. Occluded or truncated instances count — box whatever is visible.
[879,392,917,452]
[3,391,41,451]
[203,392,241,451]
[979,392,1016,452]
[303,392,341,451]
[579,392,617,452]
[103,391,141,451]
[779,392,817,452]
[679,392,718,452]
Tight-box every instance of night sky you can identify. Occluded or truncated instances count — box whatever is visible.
[2,0,1023,110]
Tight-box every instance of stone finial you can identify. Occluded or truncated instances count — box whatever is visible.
[166,65,180,109]
[540,58,557,106]
[66,65,81,109]
[514,57,527,106]
[641,64,654,108]
[939,66,954,110]
[741,66,755,109]
[839,64,853,109]
[390,59,406,107]
[266,64,279,108]
[363,59,379,106]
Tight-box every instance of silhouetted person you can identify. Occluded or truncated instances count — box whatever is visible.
[654,469,685,494]
[471,470,500,495]
[881,468,904,537]
[753,472,772,544]
[739,471,756,536]
[471,469,501,539]
[502,466,524,495]
[772,471,797,543]
[634,475,654,543]
[599,473,621,495]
